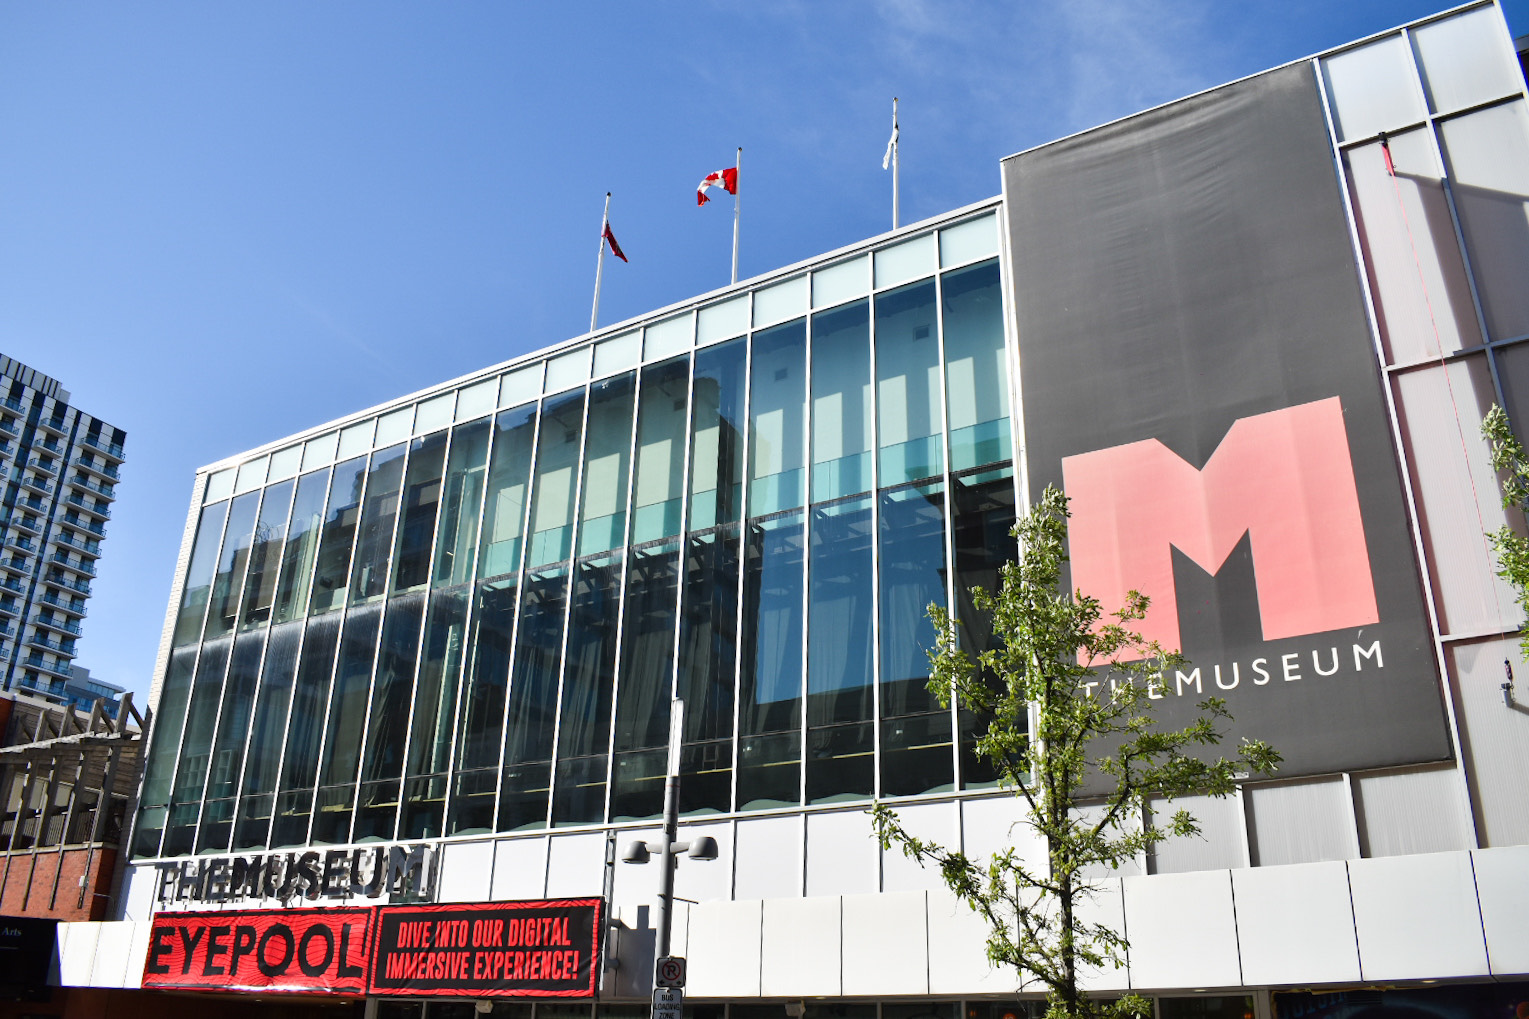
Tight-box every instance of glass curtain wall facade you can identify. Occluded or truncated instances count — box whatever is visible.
[133,209,1012,859]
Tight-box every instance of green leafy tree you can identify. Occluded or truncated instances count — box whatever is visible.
[871,485,1280,1019]
[1482,404,1529,657]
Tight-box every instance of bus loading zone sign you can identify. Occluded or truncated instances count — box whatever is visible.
[653,985,684,1019]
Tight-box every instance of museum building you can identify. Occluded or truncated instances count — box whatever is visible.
[26,5,1529,1018]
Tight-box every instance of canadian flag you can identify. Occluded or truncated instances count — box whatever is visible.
[697,166,739,206]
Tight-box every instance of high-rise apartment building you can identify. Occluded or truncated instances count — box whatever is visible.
[0,354,126,702]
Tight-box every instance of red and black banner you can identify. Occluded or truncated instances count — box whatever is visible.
[143,907,373,994]
[370,899,603,998]
[143,898,603,998]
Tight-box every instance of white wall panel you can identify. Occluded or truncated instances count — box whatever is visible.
[1075,879,1130,992]
[842,891,928,996]
[90,921,137,989]
[688,899,762,998]
[1354,764,1475,857]
[1448,639,1529,847]
[545,832,608,898]
[734,814,801,900]
[492,835,548,900]
[1122,870,1241,990]
[1246,776,1357,866]
[58,921,98,986]
[611,826,663,917]
[1232,862,1360,986]
[124,919,151,990]
[1471,846,1529,975]
[806,809,878,897]
[437,840,495,902]
[1322,35,1427,142]
[760,896,841,997]
[926,888,1020,996]
[609,901,657,1000]
[118,863,158,922]
[962,795,1054,876]
[1349,851,1489,980]
[674,821,734,904]
[882,801,958,893]
[1149,793,1245,874]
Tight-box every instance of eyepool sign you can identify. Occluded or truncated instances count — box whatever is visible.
[143,898,604,998]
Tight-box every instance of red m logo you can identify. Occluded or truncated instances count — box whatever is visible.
[1061,397,1379,651]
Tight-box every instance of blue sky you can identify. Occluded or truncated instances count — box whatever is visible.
[2,1,1525,699]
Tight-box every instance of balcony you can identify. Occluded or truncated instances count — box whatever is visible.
[54,532,101,557]
[0,441,12,457]
[42,574,90,595]
[64,493,110,519]
[22,654,73,679]
[19,475,53,497]
[51,553,95,577]
[81,433,125,461]
[34,417,68,438]
[72,457,120,482]
[0,623,14,639]
[36,437,65,454]
[0,556,30,574]
[9,517,41,535]
[32,616,82,637]
[67,476,114,499]
[27,458,59,477]
[0,599,19,616]
[28,633,76,655]
[1,397,22,413]
[0,420,17,439]
[38,593,86,617]
[5,535,36,553]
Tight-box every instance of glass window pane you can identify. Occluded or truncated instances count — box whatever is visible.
[391,433,448,593]
[675,525,739,814]
[204,492,261,641]
[876,278,943,484]
[552,553,623,826]
[311,603,383,843]
[302,432,338,473]
[134,647,197,856]
[644,316,692,362]
[415,394,455,435]
[812,256,868,309]
[434,419,492,588]
[269,445,302,482]
[349,444,408,604]
[500,566,569,828]
[235,457,268,494]
[272,614,342,847]
[943,259,1010,471]
[577,373,636,557]
[197,633,266,853]
[528,391,587,567]
[595,331,640,376]
[239,479,295,630]
[940,213,999,267]
[1321,35,1427,142]
[879,481,953,796]
[806,494,874,804]
[738,510,804,810]
[951,465,1015,789]
[1414,6,1523,115]
[613,542,680,753]
[310,457,368,615]
[688,338,747,531]
[500,365,541,408]
[205,468,235,503]
[456,578,519,774]
[457,379,496,422]
[697,296,748,346]
[631,358,690,545]
[874,234,936,289]
[338,420,375,460]
[172,501,229,646]
[754,277,807,328]
[233,620,302,851]
[748,320,807,516]
[479,406,537,581]
[404,588,471,782]
[272,469,330,625]
[810,301,872,501]
[376,408,410,447]
[1439,99,1529,342]
[546,347,592,393]
[163,639,231,855]
[354,594,426,842]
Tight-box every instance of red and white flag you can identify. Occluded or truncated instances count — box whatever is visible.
[697,166,739,206]
[602,221,628,262]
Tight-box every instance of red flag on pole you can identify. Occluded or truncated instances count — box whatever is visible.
[697,166,739,206]
[602,221,628,262]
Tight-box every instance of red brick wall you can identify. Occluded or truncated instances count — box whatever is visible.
[0,847,118,920]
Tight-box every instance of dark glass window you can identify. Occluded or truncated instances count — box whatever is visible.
[172,502,229,646]
[630,358,690,545]
[577,373,636,557]
[951,465,1016,789]
[272,469,330,625]
[748,321,807,517]
[132,647,197,856]
[876,278,943,485]
[392,433,448,593]
[674,525,739,815]
[238,479,294,630]
[349,444,407,604]
[688,338,746,531]
[806,494,874,803]
[479,406,537,581]
[310,457,368,615]
[196,632,266,852]
[399,587,469,840]
[448,577,517,836]
[233,620,302,851]
[737,511,805,810]
[203,492,261,640]
[162,639,231,856]
[353,594,426,842]
[810,300,872,501]
[552,553,623,826]
[434,419,492,587]
[271,614,342,847]
[610,541,680,821]
[943,259,1010,471]
[498,566,568,830]
[310,604,383,844]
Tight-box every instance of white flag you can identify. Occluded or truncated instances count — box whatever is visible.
[882,122,899,170]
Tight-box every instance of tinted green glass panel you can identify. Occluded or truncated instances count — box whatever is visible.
[479,405,536,581]
[747,321,807,516]
[876,279,943,484]
[687,338,746,531]
[272,469,330,625]
[204,493,260,640]
[172,502,229,646]
[528,391,585,567]
[942,260,1010,471]
[434,419,492,587]
[631,358,689,545]
[810,301,872,501]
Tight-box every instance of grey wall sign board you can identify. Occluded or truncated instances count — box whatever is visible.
[1001,61,1450,778]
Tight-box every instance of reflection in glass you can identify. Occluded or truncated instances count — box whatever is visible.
[610,542,680,820]
[675,526,739,814]
[272,469,330,625]
[271,614,342,847]
[310,457,368,615]
[353,594,426,841]
[528,391,586,567]
[950,465,1016,788]
[449,578,517,835]
[132,648,197,856]
[688,338,746,531]
[392,433,448,593]
[876,278,943,484]
[806,495,874,803]
[577,374,636,557]
[233,621,302,851]
[204,492,260,640]
[196,633,266,852]
[172,502,229,646]
[499,567,568,830]
[480,406,537,581]
[239,479,295,630]
[553,553,622,825]
[311,604,383,843]
[738,511,804,809]
[434,419,492,587]
[400,587,469,840]
[631,358,690,545]
[349,445,407,603]
[748,321,807,516]
[942,260,1009,471]
[811,301,872,501]
[162,639,231,856]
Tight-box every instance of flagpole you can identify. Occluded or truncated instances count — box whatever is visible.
[591,192,611,332]
[731,147,742,285]
[892,98,900,229]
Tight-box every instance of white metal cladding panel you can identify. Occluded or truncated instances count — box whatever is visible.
[436,840,494,902]
[687,898,762,998]
[1448,638,1529,847]
[1074,879,1130,993]
[545,831,608,898]
[609,902,658,1000]
[926,888,1020,996]
[805,809,878,898]
[1231,861,1361,986]
[124,919,152,990]
[881,800,959,893]
[962,794,1056,877]
[734,814,802,900]
[1122,870,1241,990]
[1148,793,1245,874]
[673,821,733,904]
[89,921,138,989]
[1353,764,1475,857]
[57,922,98,986]
[841,891,929,996]
[1245,776,1358,866]
[1348,851,1489,980]
[491,835,548,900]
[1471,845,1529,975]
[1068,803,1143,880]
[760,895,841,997]
[119,864,157,922]
[610,826,663,916]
